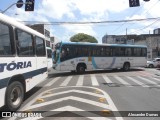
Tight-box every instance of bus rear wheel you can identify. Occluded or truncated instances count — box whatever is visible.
[123,62,130,71]
[77,65,85,74]
[6,81,24,111]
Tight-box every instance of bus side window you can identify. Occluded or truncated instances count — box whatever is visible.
[125,48,132,56]
[35,37,46,56]
[16,29,34,56]
[47,49,52,58]
[61,48,67,58]
[142,48,147,56]
[0,22,13,55]
[101,47,105,56]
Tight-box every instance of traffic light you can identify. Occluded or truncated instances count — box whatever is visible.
[129,0,140,7]
[25,0,34,11]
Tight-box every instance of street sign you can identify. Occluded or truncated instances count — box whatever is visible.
[129,0,140,7]
[16,0,23,8]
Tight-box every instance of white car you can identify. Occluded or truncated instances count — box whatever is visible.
[146,58,160,68]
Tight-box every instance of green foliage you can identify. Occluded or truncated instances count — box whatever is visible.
[70,33,98,43]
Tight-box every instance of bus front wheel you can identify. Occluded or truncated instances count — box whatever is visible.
[6,81,24,111]
[77,65,85,74]
[123,62,130,71]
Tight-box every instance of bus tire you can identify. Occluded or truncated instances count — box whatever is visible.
[77,64,85,74]
[123,62,130,71]
[5,81,24,111]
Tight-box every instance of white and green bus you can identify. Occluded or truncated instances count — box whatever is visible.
[53,42,147,73]
[0,13,48,111]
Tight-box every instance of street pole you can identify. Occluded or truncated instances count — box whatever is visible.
[157,39,159,57]
[1,2,31,14]
[1,3,17,14]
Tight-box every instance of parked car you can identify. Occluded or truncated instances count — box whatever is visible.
[146,58,160,68]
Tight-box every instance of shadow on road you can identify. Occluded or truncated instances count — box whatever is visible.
[48,68,145,78]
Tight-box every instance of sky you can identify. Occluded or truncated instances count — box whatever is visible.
[1,0,160,43]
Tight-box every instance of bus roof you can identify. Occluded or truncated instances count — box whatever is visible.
[60,41,147,48]
[0,13,44,39]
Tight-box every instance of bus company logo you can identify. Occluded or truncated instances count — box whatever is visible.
[0,61,32,72]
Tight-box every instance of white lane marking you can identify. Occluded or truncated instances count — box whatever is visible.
[76,75,84,86]
[126,76,149,87]
[137,76,158,85]
[151,77,160,87]
[44,77,61,87]
[40,89,105,99]
[114,76,132,87]
[60,76,72,86]
[152,77,160,82]
[102,75,113,83]
[25,96,110,110]
[51,106,111,120]
[90,74,99,86]
[21,106,111,120]
[17,86,123,120]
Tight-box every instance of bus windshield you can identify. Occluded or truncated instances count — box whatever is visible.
[53,42,61,63]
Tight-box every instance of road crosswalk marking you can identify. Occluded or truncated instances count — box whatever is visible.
[102,75,113,83]
[46,74,160,88]
[137,76,158,85]
[113,76,132,87]
[126,76,149,87]
[152,77,160,82]
[90,74,99,86]
[60,76,72,86]
[45,77,61,87]
[76,75,84,86]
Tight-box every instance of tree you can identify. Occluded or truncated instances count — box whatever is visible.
[70,33,98,43]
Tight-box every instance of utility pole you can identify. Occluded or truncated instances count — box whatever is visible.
[157,39,159,57]
[1,3,18,14]
[126,28,128,44]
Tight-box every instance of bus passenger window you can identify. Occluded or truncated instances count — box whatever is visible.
[36,37,46,56]
[61,48,66,58]
[16,29,34,56]
[0,23,12,55]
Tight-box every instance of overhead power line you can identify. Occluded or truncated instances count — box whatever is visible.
[113,1,146,34]
[114,0,160,34]
[20,17,160,25]
[131,18,160,34]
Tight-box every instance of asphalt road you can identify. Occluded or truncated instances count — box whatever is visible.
[1,68,160,120]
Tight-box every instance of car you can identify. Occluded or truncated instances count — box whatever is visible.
[146,58,160,68]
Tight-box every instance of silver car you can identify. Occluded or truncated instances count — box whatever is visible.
[146,58,160,68]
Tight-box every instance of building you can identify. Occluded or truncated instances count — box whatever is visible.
[50,36,59,51]
[153,28,160,34]
[28,24,51,48]
[102,29,160,60]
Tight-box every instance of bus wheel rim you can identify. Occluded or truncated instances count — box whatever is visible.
[11,86,21,106]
